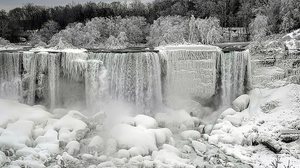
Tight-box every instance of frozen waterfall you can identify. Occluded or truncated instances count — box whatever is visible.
[0,46,252,115]
[220,50,251,106]
[0,52,22,100]
[89,52,163,114]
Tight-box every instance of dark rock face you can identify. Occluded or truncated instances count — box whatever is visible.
[281,134,299,143]
[261,139,282,153]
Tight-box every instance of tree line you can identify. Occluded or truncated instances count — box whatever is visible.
[0,0,300,43]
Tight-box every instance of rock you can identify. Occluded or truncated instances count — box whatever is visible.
[88,136,104,154]
[261,139,282,153]
[191,140,207,154]
[204,124,213,134]
[133,115,158,129]
[117,149,130,158]
[105,138,118,155]
[182,145,193,154]
[52,108,68,118]
[75,128,89,141]
[232,94,250,112]
[66,141,80,155]
[198,125,205,133]
[181,130,201,140]
[220,108,237,119]
[97,161,116,168]
[224,114,244,127]
[280,134,299,143]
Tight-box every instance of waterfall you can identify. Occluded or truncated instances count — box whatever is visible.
[25,52,38,105]
[85,60,107,112]
[89,52,163,114]
[0,46,252,114]
[0,52,22,100]
[220,50,251,106]
[61,52,88,81]
[160,45,222,110]
[48,53,61,110]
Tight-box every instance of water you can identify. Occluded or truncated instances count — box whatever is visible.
[0,48,251,114]
[220,50,251,106]
[85,60,107,112]
[160,47,222,111]
[48,53,61,110]
[0,52,22,100]
[89,52,163,114]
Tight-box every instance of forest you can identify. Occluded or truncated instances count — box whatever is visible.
[0,0,300,47]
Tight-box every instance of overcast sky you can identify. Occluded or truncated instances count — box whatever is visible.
[0,0,138,11]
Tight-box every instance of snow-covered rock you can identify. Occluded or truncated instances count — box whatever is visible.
[149,128,172,145]
[105,138,118,155]
[232,94,250,112]
[133,115,158,129]
[53,111,87,132]
[152,145,194,168]
[110,124,157,156]
[117,149,130,158]
[220,108,237,119]
[88,136,104,154]
[0,120,34,149]
[223,113,244,127]
[35,129,59,154]
[180,130,201,140]
[0,99,51,126]
[66,141,80,155]
[191,140,207,154]
[155,110,195,132]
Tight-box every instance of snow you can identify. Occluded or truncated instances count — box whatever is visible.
[110,124,157,156]
[157,44,222,52]
[0,99,51,126]
[1,83,300,167]
[180,130,201,140]
[155,110,196,132]
[282,29,300,52]
[133,115,158,129]
[66,141,80,155]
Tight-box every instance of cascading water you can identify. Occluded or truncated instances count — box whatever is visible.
[159,45,222,111]
[0,52,22,99]
[0,46,252,115]
[48,53,61,110]
[220,50,251,106]
[89,52,163,114]
[85,60,107,112]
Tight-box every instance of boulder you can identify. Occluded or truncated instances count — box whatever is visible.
[261,139,282,153]
[191,140,207,154]
[232,94,250,112]
[220,108,237,119]
[181,130,201,140]
[65,141,80,155]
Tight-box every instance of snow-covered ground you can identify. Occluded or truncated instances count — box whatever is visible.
[0,84,300,168]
